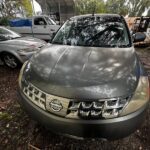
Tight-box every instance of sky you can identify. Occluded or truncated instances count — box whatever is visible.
[31,0,42,14]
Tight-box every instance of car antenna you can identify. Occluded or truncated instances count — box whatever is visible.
[92,11,95,16]
[92,2,96,16]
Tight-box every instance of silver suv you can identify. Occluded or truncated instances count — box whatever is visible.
[18,14,149,139]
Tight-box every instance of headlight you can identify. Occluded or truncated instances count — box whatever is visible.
[120,76,149,116]
[17,48,37,55]
[18,61,28,88]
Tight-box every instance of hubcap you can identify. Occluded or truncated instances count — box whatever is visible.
[4,55,17,68]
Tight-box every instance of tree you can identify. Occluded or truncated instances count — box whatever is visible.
[0,0,32,18]
[105,0,128,16]
[75,0,106,15]
[127,0,150,16]
[0,0,18,18]
[17,0,33,17]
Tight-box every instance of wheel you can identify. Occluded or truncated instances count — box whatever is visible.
[2,53,20,68]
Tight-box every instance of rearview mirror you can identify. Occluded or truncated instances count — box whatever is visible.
[133,32,146,43]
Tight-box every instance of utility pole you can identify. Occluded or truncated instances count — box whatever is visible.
[31,0,36,16]
[45,0,48,15]
[58,1,61,24]
[92,1,96,16]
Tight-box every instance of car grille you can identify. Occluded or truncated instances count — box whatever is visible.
[66,97,131,119]
[22,81,131,119]
[23,83,46,110]
[22,81,70,117]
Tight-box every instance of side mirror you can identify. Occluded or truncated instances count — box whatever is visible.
[132,32,146,43]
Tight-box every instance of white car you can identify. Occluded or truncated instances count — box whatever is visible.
[9,15,60,41]
[0,27,46,68]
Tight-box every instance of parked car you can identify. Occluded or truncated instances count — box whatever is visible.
[18,14,149,139]
[131,17,150,46]
[0,26,46,68]
[9,15,60,41]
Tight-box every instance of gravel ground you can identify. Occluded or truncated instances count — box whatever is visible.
[0,47,150,150]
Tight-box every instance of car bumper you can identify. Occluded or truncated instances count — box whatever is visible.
[18,89,148,140]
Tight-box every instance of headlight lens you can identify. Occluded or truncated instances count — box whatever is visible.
[18,61,28,88]
[17,48,37,55]
[120,76,149,116]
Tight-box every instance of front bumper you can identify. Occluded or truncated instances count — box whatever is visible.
[18,89,148,140]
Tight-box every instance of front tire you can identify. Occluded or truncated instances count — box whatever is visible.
[3,53,21,68]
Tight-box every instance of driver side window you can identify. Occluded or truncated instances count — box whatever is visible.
[34,17,47,25]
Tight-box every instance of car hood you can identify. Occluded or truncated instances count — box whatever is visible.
[23,44,140,99]
[0,37,46,48]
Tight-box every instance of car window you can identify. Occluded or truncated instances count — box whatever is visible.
[34,17,47,25]
[45,16,56,25]
[0,28,21,40]
[52,16,131,48]
[0,28,11,34]
[0,35,9,41]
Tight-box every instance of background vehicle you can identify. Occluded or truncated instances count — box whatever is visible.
[131,17,150,33]
[9,15,60,41]
[131,16,150,46]
[0,26,46,68]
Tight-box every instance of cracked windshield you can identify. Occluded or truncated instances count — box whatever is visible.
[52,16,130,47]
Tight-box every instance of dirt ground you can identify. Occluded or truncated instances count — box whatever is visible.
[0,47,150,150]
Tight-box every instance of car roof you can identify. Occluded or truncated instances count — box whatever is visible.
[70,14,121,20]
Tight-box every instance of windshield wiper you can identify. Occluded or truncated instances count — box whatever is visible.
[85,24,120,43]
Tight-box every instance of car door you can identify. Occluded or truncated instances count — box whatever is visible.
[32,17,51,40]
[44,16,60,37]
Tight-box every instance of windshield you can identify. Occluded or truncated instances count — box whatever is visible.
[45,16,56,25]
[0,27,21,40]
[52,16,131,47]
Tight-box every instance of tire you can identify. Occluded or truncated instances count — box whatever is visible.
[2,53,21,69]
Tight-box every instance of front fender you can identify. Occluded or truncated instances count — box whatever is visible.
[0,50,23,63]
